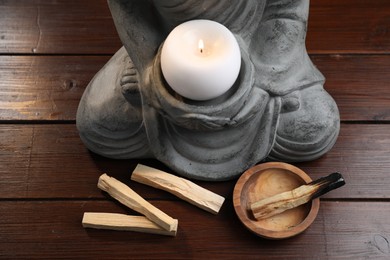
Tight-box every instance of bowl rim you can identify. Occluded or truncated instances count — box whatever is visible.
[233,162,320,239]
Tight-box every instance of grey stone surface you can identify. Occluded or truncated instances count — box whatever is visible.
[76,0,340,181]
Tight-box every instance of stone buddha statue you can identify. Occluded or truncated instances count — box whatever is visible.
[76,0,340,180]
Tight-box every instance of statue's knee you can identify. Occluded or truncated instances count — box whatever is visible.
[76,47,149,159]
[270,85,340,161]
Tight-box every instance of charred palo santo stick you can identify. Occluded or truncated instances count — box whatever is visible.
[98,174,178,232]
[251,172,345,220]
[131,164,225,214]
[82,212,177,236]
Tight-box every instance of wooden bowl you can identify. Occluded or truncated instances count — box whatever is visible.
[233,162,320,239]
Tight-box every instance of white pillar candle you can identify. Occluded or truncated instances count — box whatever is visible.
[160,20,241,101]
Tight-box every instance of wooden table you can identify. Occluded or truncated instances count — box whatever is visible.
[1,0,389,258]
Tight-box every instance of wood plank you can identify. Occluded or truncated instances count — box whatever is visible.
[0,124,170,199]
[0,55,110,120]
[0,126,33,198]
[0,0,121,54]
[1,55,389,121]
[0,200,388,258]
[0,124,389,199]
[296,124,390,199]
[0,1,386,258]
[307,0,390,54]
[313,55,390,121]
[1,0,390,54]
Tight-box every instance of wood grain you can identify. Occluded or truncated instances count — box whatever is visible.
[0,0,120,54]
[307,0,390,53]
[1,0,390,54]
[0,124,389,199]
[0,55,110,120]
[0,55,389,121]
[313,55,390,121]
[1,0,389,258]
[0,200,389,259]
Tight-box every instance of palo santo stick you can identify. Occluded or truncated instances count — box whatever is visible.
[98,174,178,232]
[82,212,176,236]
[251,172,345,220]
[131,164,225,214]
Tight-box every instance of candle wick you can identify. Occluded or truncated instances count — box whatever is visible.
[198,39,204,54]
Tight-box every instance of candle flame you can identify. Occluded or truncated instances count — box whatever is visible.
[198,39,204,54]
